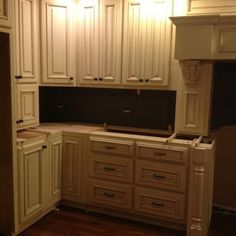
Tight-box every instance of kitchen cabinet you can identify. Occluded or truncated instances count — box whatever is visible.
[17,133,47,228]
[122,0,172,87]
[41,0,75,85]
[14,0,39,83]
[16,84,39,130]
[62,134,83,202]
[77,0,122,85]
[0,0,12,27]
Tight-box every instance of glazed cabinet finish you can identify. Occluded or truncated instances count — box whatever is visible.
[122,0,172,87]
[62,135,83,202]
[0,0,12,27]
[17,139,46,226]
[77,0,122,85]
[41,0,75,85]
[16,84,39,130]
[14,0,39,83]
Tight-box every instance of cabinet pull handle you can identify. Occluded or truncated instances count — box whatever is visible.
[42,145,48,149]
[98,77,103,81]
[16,119,24,124]
[15,75,23,80]
[70,77,74,81]
[103,192,115,197]
[154,152,166,156]
[104,145,116,150]
[152,202,165,207]
[153,173,166,179]
[104,166,116,171]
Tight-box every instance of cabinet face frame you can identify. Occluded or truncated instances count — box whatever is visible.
[41,0,75,85]
[14,0,39,83]
[16,84,39,130]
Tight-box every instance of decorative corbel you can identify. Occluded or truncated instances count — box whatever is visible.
[182,61,201,87]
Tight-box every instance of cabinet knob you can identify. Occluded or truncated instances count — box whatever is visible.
[15,75,23,80]
[98,77,103,81]
[16,119,24,124]
[94,78,98,81]
[145,79,149,83]
[69,77,74,81]
[42,145,48,149]
[139,79,143,82]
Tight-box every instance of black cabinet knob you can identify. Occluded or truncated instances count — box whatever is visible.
[42,145,48,149]
[69,77,74,81]
[15,75,23,80]
[16,119,24,124]
[94,78,98,81]
[139,79,143,82]
[98,77,103,81]
[145,79,149,83]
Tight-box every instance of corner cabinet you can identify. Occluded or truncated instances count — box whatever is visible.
[14,0,39,83]
[41,0,75,85]
[0,0,12,27]
[122,0,172,87]
[77,0,122,85]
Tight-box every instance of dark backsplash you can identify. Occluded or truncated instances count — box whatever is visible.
[39,87,176,131]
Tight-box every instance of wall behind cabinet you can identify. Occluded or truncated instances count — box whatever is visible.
[39,87,176,131]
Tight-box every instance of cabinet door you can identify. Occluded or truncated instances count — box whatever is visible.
[0,0,12,27]
[16,84,39,130]
[62,135,83,201]
[98,0,122,85]
[77,0,99,85]
[14,0,39,83]
[18,142,46,225]
[41,0,75,85]
[122,0,172,87]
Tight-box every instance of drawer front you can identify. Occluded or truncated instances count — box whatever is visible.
[88,180,132,210]
[135,160,186,192]
[90,137,134,156]
[136,142,187,164]
[134,187,185,221]
[89,154,133,183]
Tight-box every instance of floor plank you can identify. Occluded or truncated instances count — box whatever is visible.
[19,206,236,236]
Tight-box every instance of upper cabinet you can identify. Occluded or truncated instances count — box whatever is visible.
[0,0,12,27]
[77,0,122,86]
[41,0,75,85]
[122,0,172,87]
[14,0,39,83]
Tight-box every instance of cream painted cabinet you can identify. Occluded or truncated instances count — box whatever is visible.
[122,0,172,87]
[17,136,47,227]
[16,84,39,130]
[77,0,122,85]
[62,135,83,202]
[14,0,39,83]
[44,135,62,208]
[0,0,12,27]
[41,0,75,85]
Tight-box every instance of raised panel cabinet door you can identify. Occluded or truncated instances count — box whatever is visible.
[0,0,12,27]
[122,0,146,85]
[62,135,83,201]
[77,0,99,85]
[18,142,46,225]
[14,0,39,83]
[41,0,75,85]
[144,0,172,86]
[99,0,122,85]
[16,84,39,130]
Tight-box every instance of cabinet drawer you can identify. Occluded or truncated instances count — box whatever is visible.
[90,137,134,156]
[89,154,133,183]
[134,187,185,221]
[88,180,132,210]
[136,142,187,164]
[135,160,186,192]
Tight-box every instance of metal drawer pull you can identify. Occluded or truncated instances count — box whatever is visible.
[154,152,166,156]
[103,192,115,197]
[104,145,116,150]
[152,202,165,207]
[153,174,166,179]
[104,166,116,171]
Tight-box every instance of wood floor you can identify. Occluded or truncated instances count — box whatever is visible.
[19,206,236,236]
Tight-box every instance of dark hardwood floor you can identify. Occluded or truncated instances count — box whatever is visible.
[19,206,236,236]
